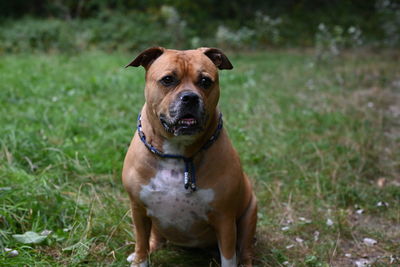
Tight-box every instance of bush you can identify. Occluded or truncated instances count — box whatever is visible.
[1,2,399,54]
[0,10,192,53]
[0,18,77,53]
[315,23,363,61]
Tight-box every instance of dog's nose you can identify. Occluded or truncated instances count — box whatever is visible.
[179,91,200,105]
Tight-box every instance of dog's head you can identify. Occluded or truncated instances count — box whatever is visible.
[127,47,233,136]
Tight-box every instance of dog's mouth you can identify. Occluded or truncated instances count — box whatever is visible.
[160,114,203,136]
[177,116,198,127]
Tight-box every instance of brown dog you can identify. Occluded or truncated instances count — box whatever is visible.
[122,47,257,267]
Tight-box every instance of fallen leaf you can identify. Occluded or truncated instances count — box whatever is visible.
[0,187,12,191]
[390,255,398,264]
[299,217,312,223]
[63,227,72,232]
[377,177,386,188]
[12,231,47,244]
[363,237,377,246]
[313,231,320,241]
[354,258,371,267]
[40,229,52,236]
[281,226,290,231]
[376,201,388,207]
[356,208,364,214]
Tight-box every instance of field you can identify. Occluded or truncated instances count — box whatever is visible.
[0,50,399,266]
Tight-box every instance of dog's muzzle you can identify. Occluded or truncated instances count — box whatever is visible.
[160,91,206,136]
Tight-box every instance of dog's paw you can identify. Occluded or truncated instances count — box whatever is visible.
[127,253,148,267]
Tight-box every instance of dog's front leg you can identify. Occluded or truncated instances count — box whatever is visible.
[215,217,238,267]
[127,203,151,267]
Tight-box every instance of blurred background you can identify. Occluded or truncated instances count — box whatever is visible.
[0,0,399,53]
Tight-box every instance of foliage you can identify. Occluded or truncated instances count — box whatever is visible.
[252,12,282,46]
[1,1,400,53]
[376,0,400,46]
[0,50,399,265]
[215,25,255,49]
[0,11,190,53]
[315,23,363,62]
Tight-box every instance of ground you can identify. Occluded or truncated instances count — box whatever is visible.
[0,49,399,266]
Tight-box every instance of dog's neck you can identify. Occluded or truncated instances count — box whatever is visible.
[140,104,220,157]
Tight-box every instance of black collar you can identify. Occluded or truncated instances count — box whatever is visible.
[137,113,223,192]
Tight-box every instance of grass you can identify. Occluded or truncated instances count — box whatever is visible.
[0,49,399,266]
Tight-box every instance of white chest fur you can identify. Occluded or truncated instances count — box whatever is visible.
[139,140,214,232]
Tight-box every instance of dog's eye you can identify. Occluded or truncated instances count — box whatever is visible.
[160,75,176,86]
[199,77,213,89]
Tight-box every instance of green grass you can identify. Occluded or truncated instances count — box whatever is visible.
[0,50,399,266]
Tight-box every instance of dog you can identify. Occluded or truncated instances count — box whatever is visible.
[122,47,257,267]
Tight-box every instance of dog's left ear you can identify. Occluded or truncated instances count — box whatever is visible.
[200,47,233,70]
[125,47,164,69]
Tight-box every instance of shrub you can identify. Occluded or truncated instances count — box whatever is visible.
[376,0,400,46]
[215,25,255,49]
[0,18,78,53]
[0,10,192,53]
[253,12,282,46]
[315,23,363,62]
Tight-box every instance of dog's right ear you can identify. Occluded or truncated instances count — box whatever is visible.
[125,47,164,69]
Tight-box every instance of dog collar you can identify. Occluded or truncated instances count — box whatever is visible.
[136,113,223,192]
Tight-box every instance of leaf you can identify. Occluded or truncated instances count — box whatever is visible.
[12,231,47,244]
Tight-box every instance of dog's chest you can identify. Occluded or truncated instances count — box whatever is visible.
[139,142,214,232]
